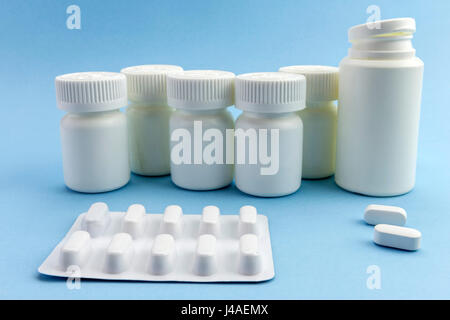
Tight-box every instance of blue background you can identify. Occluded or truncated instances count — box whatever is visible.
[1,0,449,299]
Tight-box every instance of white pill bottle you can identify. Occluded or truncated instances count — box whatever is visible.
[167,70,235,190]
[121,65,183,176]
[234,72,306,197]
[336,18,424,196]
[279,65,339,179]
[56,72,130,193]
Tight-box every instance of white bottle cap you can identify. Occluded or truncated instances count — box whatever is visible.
[167,70,235,110]
[120,64,183,105]
[55,72,127,113]
[278,65,338,102]
[235,72,306,113]
[348,17,416,42]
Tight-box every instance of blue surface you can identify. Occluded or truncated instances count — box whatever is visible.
[1,0,449,299]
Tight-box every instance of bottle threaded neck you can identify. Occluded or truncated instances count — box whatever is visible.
[349,34,415,59]
[347,18,417,60]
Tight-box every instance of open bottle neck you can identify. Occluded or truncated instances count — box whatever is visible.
[349,33,416,60]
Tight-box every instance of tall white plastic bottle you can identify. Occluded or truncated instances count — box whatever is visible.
[121,65,183,176]
[335,18,424,196]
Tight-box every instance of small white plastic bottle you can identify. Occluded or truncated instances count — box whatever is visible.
[335,18,424,196]
[167,70,235,190]
[279,65,339,179]
[55,72,130,193]
[121,65,183,176]
[234,72,306,197]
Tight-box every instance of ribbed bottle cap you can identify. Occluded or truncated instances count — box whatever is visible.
[55,72,127,113]
[279,65,338,102]
[167,70,235,110]
[235,72,306,113]
[348,17,416,42]
[121,64,183,104]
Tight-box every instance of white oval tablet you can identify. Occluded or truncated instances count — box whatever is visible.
[199,206,220,236]
[60,230,91,269]
[364,204,407,226]
[238,234,262,275]
[149,234,176,275]
[105,233,134,274]
[83,202,110,237]
[239,205,258,235]
[192,234,218,276]
[373,224,421,251]
[160,205,183,237]
[122,204,146,238]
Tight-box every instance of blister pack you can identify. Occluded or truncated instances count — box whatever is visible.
[38,202,275,282]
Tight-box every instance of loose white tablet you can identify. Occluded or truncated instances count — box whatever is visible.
[364,204,407,226]
[373,224,421,251]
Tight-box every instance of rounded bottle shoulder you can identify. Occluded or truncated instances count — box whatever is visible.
[170,109,234,128]
[61,110,126,129]
[171,109,233,120]
[300,104,337,117]
[236,111,302,129]
[127,103,173,115]
[339,56,423,69]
